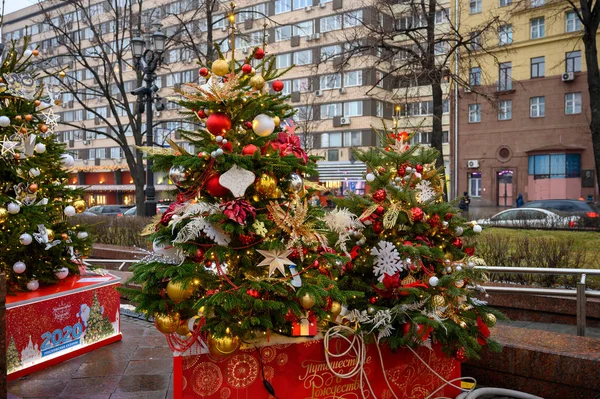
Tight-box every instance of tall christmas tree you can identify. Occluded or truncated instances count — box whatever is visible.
[333,129,503,360]
[6,336,22,373]
[0,39,92,292]
[124,32,359,353]
[83,292,115,344]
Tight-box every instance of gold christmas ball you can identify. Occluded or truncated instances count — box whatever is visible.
[330,301,342,318]
[207,332,241,357]
[459,320,468,329]
[486,313,497,326]
[46,228,55,242]
[432,295,446,308]
[273,116,280,127]
[166,280,195,303]
[444,252,454,261]
[176,322,191,336]
[73,199,87,213]
[367,306,376,315]
[401,275,417,286]
[249,75,265,90]
[155,313,181,334]
[58,71,66,78]
[454,279,465,288]
[211,59,229,76]
[197,306,206,317]
[0,84,7,93]
[0,207,8,223]
[300,292,316,309]
[255,174,278,197]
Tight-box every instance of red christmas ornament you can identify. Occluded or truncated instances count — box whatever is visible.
[206,112,232,136]
[372,189,387,203]
[242,144,259,156]
[372,220,383,234]
[325,296,333,311]
[428,214,440,227]
[403,240,413,246]
[244,121,253,130]
[451,237,463,249]
[205,174,229,197]
[199,67,209,77]
[197,109,207,119]
[272,80,284,92]
[455,348,467,362]
[375,205,385,215]
[239,234,255,245]
[464,247,475,256]
[398,167,406,177]
[382,273,400,290]
[444,212,454,221]
[222,142,233,152]
[254,48,265,59]
[369,297,377,304]
[399,131,409,141]
[193,248,205,262]
[415,164,424,173]
[377,167,386,175]
[411,207,424,222]
[284,309,297,322]
[241,64,252,74]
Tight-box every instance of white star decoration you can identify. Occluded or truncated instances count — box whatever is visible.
[256,248,295,277]
[1,135,18,157]
[40,109,60,135]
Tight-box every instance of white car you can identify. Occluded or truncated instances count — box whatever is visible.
[477,208,580,229]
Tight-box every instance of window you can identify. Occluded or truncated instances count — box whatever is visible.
[344,101,363,116]
[499,0,512,7]
[110,147,121,159]
[293,106,313,121]
[320,73,342,90]
[344,131,362,146]
[530,0,545,7]
[469,67,482,86]
[566,11,582,32]
[498,100,512,120]
[498,62,512,90]
[276,53,292,68]
[434,42,449,55]
[275,26,291,42]
[530,17,545,39]
[327,149,339,161]
[320,103,342,119]
[320,15,342,32]
[344,71,362,87]
[293,20,313,37]
[470,32,482,50]
[499,25,513,45]
[401,101,434,116]
[470,0,482,14]
[565,92,582,114]
[530,96,545,117]
[435,8,449,24]
[468,172,482,197]
[321,45,342,61]
[442,131,449,143]
[321,132,342,147]
[293,78,311,92]
[411,131,432,145]
[531,56,545,78]
[528,154,581,178]
[293,0,311,10]
[96,148,106,159]
[279,80,292,95]
[566,51,581,72]
[294,50,312,65]
[376,102,384,117]
[344,10,363,27]
[469,104,481,123]
[275,0,291,14]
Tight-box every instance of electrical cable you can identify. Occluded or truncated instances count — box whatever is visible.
[255,346,281,399]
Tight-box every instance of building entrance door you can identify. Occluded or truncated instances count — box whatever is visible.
[497,170,513,207]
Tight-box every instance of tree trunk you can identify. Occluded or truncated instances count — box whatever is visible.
[583,24,600,196]
[431,80,444,169]
[133,164,146,216]
[206,1,214,62]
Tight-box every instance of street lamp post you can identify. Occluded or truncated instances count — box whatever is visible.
[131,27,167,217]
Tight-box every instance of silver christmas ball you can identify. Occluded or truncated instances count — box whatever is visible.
[27,279,39,291]
[429,276,439,287]
[287,173,304,193]
[454,226,464,237]
[77,231,89,240]
[13,261,26,274]
[169,166,190,188]
[19,233,33,245]
[7,202,21,214]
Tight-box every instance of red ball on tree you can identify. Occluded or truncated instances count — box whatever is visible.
[222,142,233,152]
[193,248,205,262]
[415,164,424,173]
[455,348,467,362]
[398,167,406,176]
[272,80,284,92]
[399,131,409,141]
[428,214,440,227]
[369,296,377,304]
[205,174,229,197]
[241,64,252,74]
[372,220,383,234]
[254,48,265,59]
[372,189,387,203]
[199,67,209,77]
[242,144,259,156]
[444,212,454,221]
[206,112,232,136]
[375,205,385,215]
[243,121,253,130]
[197,109,207,119]
[451,237,463,249]
[411,207,424,222]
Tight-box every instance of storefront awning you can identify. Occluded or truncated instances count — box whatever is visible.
[70,184,175,192]
[317,161,367,182]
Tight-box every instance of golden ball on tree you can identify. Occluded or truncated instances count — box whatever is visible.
[61,233,69,240]
[272,115,281,127]
[73,199,87,213]
[432,295,446,308]
[249,75,265,90]
[486,313,497,326]
[300,292,316,309]
[58,71,67,78]
[207,332,241,357]
[330,301,342,318]
[0,207,8,223]
[255,174,278,197]
[166,280,195,303]
[46,228,55,241]
[176,322,191,336]
[211,59,229,76]
[155,313,181,334]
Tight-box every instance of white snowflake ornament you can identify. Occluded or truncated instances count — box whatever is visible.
[415,180,436,203]
[371,240,405,282]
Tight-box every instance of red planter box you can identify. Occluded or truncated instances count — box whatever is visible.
[5,273,122,380]
[173,337,460,399]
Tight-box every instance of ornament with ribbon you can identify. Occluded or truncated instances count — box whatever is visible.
[269,132,308,163]
[221,199,256,225]
[33,224,62,250]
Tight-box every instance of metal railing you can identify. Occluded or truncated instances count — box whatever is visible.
[86,259,139,271]
[475,266,600,337]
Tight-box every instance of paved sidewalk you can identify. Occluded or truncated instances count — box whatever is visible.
[8,315,173,399]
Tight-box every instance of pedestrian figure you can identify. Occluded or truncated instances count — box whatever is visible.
[459,191,471,216]
[516,193,524,208]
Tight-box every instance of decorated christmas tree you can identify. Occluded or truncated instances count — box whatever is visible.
[0,39,92,292]
[333,129,503,360]
[6,335,22,373]
[83,292,115,344]
[124,37,360,354]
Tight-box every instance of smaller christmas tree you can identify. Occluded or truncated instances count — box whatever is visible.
[83,293,115,344]
[7,336,22,373]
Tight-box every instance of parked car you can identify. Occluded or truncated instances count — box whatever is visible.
[122,203,170,216]
[521,199,599,228]
[86,205,134,217]
[477,207,579,229]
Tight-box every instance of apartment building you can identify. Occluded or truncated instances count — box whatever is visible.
[456,0,598,207]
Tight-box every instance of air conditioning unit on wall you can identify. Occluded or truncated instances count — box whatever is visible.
[340,117,351,125]
[562,72,575,82]
[467,159,479,168]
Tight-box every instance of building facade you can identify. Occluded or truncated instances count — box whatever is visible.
[456,0,598,207]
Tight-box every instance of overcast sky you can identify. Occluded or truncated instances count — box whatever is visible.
[4,0,37,15]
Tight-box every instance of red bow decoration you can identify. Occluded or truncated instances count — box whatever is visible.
[464,247,476,256]
[222,199,256,225]
[270,132,308,163]
[158,202,181,228]
[382,273,401,290]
